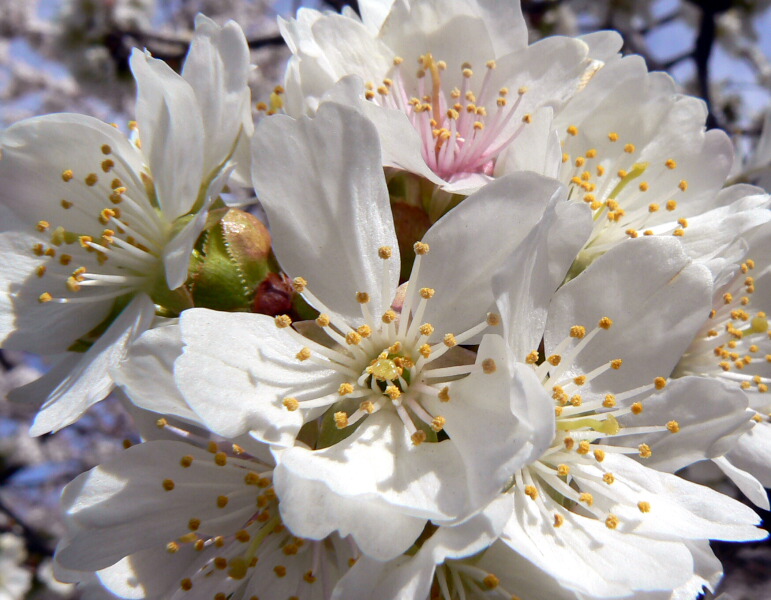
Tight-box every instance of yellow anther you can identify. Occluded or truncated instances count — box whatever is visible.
[385,385,401,400]
[526,350,539,364]
[626,229,639,238]
[296,347,311,361]
[85,173,98,186]
[438,386,450,402]
[346,331,362,345]
[38,291,54,303]
[608,132,619,142]
[638,444,652,458]
[584,194,596,204]
[274,565,287,578]
[60,199,73,210]
[603,473,615,484]
[599,317,613,329]
[292,277,307,292]
[482,358,497,374]
[482,574,500,590]
[665,158,677,169]
[36,265,46,277]
[214,452,227,466]
[378,246,392,259]
[304,570,318,584]
[217,495,229,508]
[577,440,591,455]
[654,377,667,389]
[673,229,685,237]
[411,431,427,445]
[594,449,606,462]
[99,208,116,225]
[180,455,193,468]
[610,359,623,370]
[413,241,430,255]
[639,182,649,192]
[678,180,688,191]
[564,437,575,450]
[555,406,563,417]
[524,485,539,500]
[624,143,635,154]
[597,165,606,176]
[431,416,446,432]
[567,325,586,339]
[283,397,300,411]
[59,254,71,265]
[360,400,375,414]
[638,501,652,513]
[357,325,372,338]
[553,513,565,527]
[188,518,201,531]
[418,343,432,358]
[101,159,114,172]
[61,169,74,182]
[570,394,582,406]
[557,464,570,477]
[420,287,435,299]
[393,56,404,65]
[274,315,292,328]
[443,333,457,347]
[567,125,579,136]
[522,113,532,123]
[334,412,349,429]
[162,478,175,491]
[479,314,500,329]
[180,578,193,591]
[573,375,587,386]
[166,541,179,554]
[666,420,680,433]
[36,220,50,232]
[338,383,354,396]
[579,492,594,505]
[547,354,562,366]
[631,402,643,415]
[617,169,628,178]
[315,313,330,327]
[575,157,586,167]
[562,153,570,163]
[419,323,435,337]
[605,514,620,529]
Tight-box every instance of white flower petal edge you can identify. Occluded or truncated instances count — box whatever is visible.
[0,17,252,433]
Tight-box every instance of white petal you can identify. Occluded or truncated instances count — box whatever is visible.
[273,456,426,561]
[424,336,551,508]
[23,293,155,435]
[112,321,201,424]
[725,422,771,488]
[177,309,339,444]
[129,48,204,221]
[251,103,399,321]
[575,453,766,542]
[182,16,252,181]
[417,172,564,344]
[501,484,693,597]
[545,237,713,392]
[274,410,472,552]
[714,455,770,510]
[57,440,257,572]
[0,231,112,354]
[162,201,210,290]
[618,376,753,472]
[494,194,592,360]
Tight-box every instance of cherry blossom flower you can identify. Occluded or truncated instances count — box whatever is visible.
[279,0,612,195]
[170,103,582,560]
[0,15,252,434]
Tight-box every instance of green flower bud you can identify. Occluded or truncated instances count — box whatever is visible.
[188,208,277,312]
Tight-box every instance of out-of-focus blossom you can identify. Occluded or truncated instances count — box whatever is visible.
[0,533,32,600]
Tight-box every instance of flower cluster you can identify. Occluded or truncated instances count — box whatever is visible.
[1,2,770,599]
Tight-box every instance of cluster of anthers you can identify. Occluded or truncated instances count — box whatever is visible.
[365,53,531,181]
[560,125,691,257]
[677,258,771,419]
[34,126,165,308]
[514,318,679,531]
[276,241,500,446]
[153,420,358,598]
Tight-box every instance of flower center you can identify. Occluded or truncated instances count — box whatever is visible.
[366,54,531,182]
[676,258,771,413]
[277,242,499,446]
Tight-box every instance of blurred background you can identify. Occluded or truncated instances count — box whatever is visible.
[0,1,769,598]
